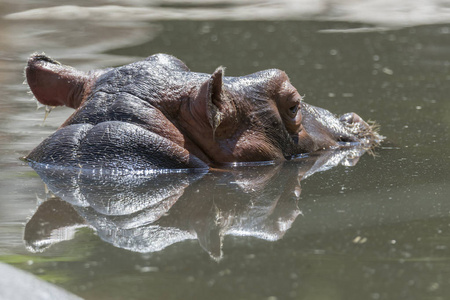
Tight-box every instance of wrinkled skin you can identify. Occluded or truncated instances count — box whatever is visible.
[25,53,382,170]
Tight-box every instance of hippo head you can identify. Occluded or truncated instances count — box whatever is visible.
[25,53,382,170]
[186,67,307,162]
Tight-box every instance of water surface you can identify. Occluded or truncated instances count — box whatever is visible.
[1,1,449,300]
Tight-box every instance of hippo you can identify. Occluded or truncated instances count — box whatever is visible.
[25,53,382,171]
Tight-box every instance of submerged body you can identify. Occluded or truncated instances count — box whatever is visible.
[25,54,382,170]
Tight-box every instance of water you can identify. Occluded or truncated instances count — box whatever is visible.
[1,1,450,299]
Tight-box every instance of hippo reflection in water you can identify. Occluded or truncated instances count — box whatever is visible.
[25,53,382,170]
[25,148,366,260]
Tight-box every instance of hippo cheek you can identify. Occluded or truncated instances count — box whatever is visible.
[226,131,284,162]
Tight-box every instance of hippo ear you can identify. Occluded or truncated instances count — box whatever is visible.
[26,54,91,109]
[196,66,225,139]
[208,67,226,139]
[207,66,224,108]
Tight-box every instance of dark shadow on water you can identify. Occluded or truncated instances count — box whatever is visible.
[25,147,370,261]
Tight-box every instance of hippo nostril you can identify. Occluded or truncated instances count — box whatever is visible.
[338,112,384,147]
[340,112,358,125]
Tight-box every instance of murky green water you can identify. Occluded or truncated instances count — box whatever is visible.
[1,1,450,300]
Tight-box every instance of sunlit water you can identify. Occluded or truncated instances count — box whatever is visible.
[1,1,449,300]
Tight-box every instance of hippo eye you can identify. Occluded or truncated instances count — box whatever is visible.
[289,104,299,116]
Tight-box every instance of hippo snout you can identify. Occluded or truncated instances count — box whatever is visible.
[340,112,383,147]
